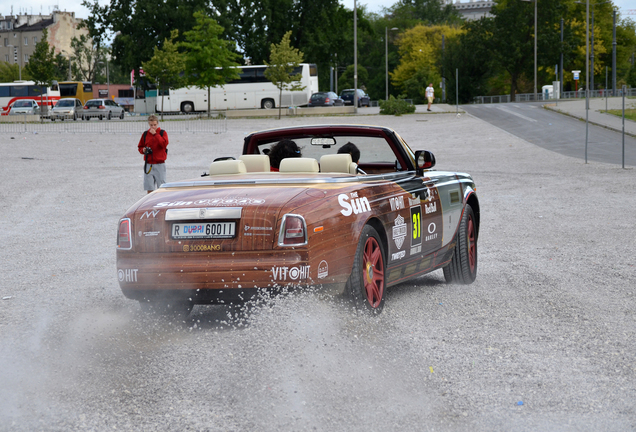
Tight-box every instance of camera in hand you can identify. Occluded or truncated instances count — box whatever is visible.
[143,147,153,155]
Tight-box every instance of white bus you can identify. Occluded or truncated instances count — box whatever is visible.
[155,63,318,113]
[0,81,61,115]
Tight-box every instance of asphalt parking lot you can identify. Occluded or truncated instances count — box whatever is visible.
[1,112,635,431]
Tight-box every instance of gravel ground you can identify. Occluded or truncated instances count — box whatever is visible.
[1,112,635,431]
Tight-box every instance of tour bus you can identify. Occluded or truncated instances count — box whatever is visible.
[155,63,319,113]
[58,81,94,104]
[0,81,61,115]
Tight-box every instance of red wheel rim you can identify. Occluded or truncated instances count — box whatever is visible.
[467,215,476,273]
[362,236,384,308]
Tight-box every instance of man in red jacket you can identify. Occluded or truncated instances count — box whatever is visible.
[138,115,169,193]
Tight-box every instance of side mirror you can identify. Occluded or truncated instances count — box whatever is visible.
[414,150,436,175]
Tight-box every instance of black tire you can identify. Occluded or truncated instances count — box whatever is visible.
[73,112,78,121]
[443,204,478,284]
[261,99,275,109]
[99,115,104,120]
[181,102,194,113]
[107,111,112,120]
[139,300,193,319]
[345,225,387,313]
[119,111,125,119]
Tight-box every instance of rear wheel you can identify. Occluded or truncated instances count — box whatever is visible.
[119,111,125,119]
[345,225,386,313]
[181,102,194,113]
[261,99,275,109]
[107,111,112,120]
[443,204,478,284]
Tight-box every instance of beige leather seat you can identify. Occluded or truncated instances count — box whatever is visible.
[209,159,247,175]
[320,153,358,174]
[239,154,270,172]
[279,157,320,173]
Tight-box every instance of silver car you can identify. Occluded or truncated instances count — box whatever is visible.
[50,98,83,121]
[83,98,125,120]
[9,99,40,115]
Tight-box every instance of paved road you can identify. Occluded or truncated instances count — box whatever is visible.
[1,113,635,431]
[462,102,636,167]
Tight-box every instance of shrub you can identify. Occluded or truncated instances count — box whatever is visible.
[378,95,416,116]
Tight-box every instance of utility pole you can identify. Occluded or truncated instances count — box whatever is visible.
[560,18,564,99]
[612,9,617,96]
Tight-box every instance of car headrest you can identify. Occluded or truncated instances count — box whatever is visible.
[239,154,270,172]
[279,157,320,173]
[320,153,354,174]
[209,159,247,175]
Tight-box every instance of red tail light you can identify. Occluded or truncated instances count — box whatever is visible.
[98,105,105,109]
[117,218,132,250]
[325,97,331,103]
[278,214,307,246]
[83,106,88,109]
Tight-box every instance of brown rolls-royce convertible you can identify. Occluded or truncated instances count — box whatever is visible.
[116,124,479,315]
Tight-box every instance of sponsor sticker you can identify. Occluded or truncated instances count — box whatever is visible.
[118,268,138,282]
[154,197,266,208]
[391,251,406,261]
[425,202,437,214]
[338,192,371,217]
[271,265,311,281]
[183,244,221,252]
[425,222,438,242]
[244,225,273,231]
[392,214,407,249]
[389,196,405,211]
[317,260,329,279]
[140,210,160,219]
[411,206,422,248]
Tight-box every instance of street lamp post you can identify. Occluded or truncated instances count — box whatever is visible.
[521,0,537,102]
[98,58,110,97]
[590,2,611,94]
[354,0,357,113]
[385,27,398,101]
[62,50,72,80]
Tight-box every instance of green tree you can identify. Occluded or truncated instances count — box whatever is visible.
[70,34,107,82]
[181,11,241,117]
[0,62,30,82]
[264,31,305,119]
[337,65,369,92]
[81,0,211,89]
[387,0,462,28]
[142,30,187,120]
[24,29,56,114]
[391,24,463,103]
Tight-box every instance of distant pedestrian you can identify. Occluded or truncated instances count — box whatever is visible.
[426,83,435,112]
[138,114,169,193]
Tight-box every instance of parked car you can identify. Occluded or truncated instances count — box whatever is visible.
[50,98,83,121]
[308,91,344,107]
[9,99,40,115]
[340,89,370,107]
[116,124,480,316]
[83,98,125,120]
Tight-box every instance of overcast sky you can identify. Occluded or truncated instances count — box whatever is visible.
[1,0,634,23]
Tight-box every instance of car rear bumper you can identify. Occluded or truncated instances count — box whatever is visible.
[117,250,315,302]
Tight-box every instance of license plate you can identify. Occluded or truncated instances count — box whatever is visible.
[171,222,236,239]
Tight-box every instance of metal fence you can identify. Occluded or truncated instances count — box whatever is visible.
[473,88,636,104]
[0,112,228,134]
